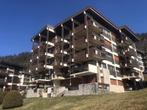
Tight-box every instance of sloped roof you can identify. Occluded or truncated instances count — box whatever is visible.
[119,25,139,42]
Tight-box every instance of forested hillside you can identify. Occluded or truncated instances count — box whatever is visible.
[136,33,147,52]
[0,52,31,69]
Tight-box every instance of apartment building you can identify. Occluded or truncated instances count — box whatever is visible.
[136,37,147,86]
[29,7,144,96]
[0,61,26,91]
[143,54,147,73]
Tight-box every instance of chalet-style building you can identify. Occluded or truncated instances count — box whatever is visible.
[0,61,26,91]
[29,7,144,96]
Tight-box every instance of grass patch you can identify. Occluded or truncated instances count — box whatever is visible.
[0,89,147,110]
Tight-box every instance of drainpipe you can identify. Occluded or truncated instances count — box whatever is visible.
[96,61,100,94]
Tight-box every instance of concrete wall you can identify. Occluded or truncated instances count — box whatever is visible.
[64,83,109,96]
[26,88,48,98]
[110,85,124,93]
[64,83,98,96]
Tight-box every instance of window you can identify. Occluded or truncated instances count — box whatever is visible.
[112,44,117,52]
[116,67,121,77]
[108,65,115,76]
[102,29,111,39]
[102,63,107,69]
[92,32,101,40]
[105,52,113,62]
[88,61,96,65]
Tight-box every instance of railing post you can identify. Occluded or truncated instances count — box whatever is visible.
[84,11,89,58]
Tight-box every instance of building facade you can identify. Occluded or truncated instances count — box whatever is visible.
[0,61,26,91]
[29,7,144,96]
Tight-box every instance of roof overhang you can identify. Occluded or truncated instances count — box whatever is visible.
[55,7,119,34]
[70,71,97,77]
[119,25,139,42]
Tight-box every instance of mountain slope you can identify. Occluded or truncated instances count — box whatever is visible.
[0,52,31,69]
[136,33,147,52]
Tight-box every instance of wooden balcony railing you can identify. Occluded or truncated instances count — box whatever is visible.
[88,47,105,61]
[74,20,102,37]
[54,37,69,46]
[74,37,87,50]
[104,39,113,49]
[89,35,104,46]
[120,60,139,69]
[54,37,63,46]
[30,63,46,73]
[73,35,104,51]
[118,38,133,47]
[74,50,86,63]
[125,49,137,56]
[32,42,46,50]
[87,20,103,35]
[74,47,105,63]
[53,61,67,69]
[0,70,8,76]
[0,79,6,85]
[71,64,88,73]
[109,69,116,76]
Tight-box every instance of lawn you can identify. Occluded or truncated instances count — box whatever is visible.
[0,89,147,110]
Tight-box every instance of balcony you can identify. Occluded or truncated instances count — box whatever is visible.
[122,68,140,79]
[71,64,99,77]
[32,53,46,62]
[54,46,62,57]
[111,34,117,42]
[118,38,133,47]
[74,35,104,51]
[74,20,102,37]
[143,56,147,60]
[33,42,46,50]
[54,37,69,46]
[109,69,116,76]
[0,70,8,76]
[32,43,46,56]
[74,37,87,50]
[89,47,105,61]
[30,63,46,73]
[0,79,6,85]
[121,60,139,69]
[125,49,137,57]
[54,46,69,58]
[87,21,103,35]
[89,35,104,46]
[53,61,67,69]
[103,40,112,50]
[74,47,105,63]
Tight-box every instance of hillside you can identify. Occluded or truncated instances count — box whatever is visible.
[0,89,147,110]
[0,52,31,69]
[136,33,147,52]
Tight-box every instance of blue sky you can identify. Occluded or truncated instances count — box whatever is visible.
[0,0,147,56]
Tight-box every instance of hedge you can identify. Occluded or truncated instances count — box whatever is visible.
[0,91,7,105]
[2,91,23,109]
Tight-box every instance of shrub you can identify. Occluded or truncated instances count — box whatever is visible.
[2,91,23,109]
[0,91,7,105]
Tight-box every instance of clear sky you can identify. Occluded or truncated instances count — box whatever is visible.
[0,0,147,56]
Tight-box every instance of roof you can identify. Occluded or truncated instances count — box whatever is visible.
[119,25,139,42]
[31,7,138,41]
[55,7,119,32]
